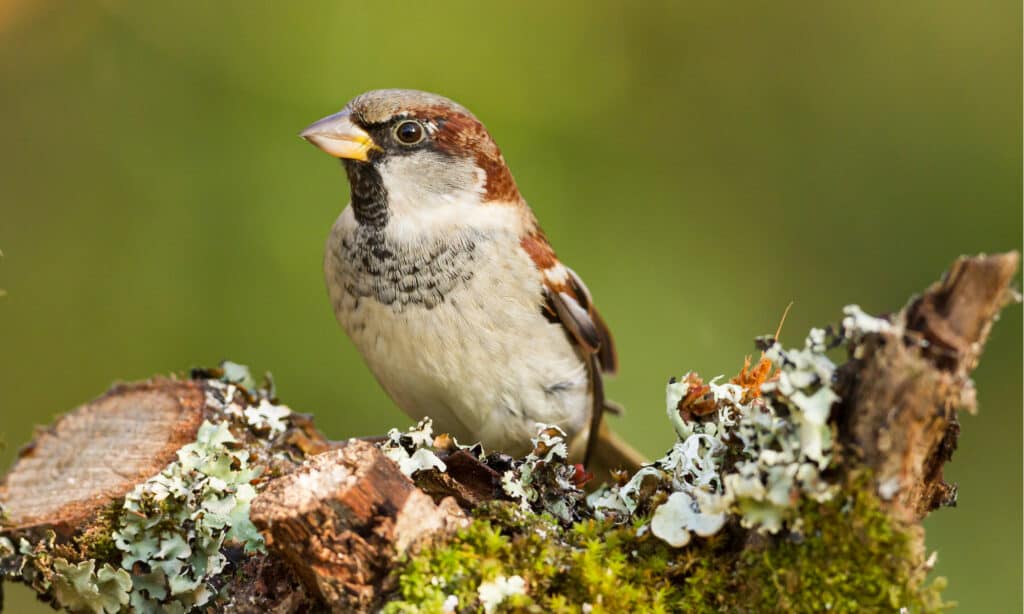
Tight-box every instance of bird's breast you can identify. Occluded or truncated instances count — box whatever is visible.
[329,224,485,311]
[323,210,590,451]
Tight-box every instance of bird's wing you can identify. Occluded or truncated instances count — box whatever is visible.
[520,231,617,374]
[542,265,618,375]
[520,230,618,467]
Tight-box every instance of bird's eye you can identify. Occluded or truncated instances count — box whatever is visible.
[394,120,425,145]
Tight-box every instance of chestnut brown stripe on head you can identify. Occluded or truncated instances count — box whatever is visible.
[346,89,521,204]
[426,108,520,203]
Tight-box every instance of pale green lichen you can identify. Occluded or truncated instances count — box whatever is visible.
[2,532,133,614]
[381,419,449,476]
[218,360,259,390]
[1,319,961,612]
[383,310,951,612]
[648,491,724,547]
[207,361,289,437]
[498,425,583,523]
[51,558,132,614]
[591,328,839,540]
[112,420,264,612]
[243,399,291,438]
[0,362,303,613]
[381,419,586,524]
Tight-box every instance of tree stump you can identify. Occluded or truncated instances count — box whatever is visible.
[0,380,206,535]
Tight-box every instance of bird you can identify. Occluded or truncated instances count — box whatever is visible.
[301,89,643,478]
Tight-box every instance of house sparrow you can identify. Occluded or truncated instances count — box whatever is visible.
[302,89,643,475]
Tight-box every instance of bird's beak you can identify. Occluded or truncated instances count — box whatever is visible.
[300,110,379,161]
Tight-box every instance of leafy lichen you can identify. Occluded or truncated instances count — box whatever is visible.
[382,316,952,612]
[590,328,840,539]
[1,313,964,613]
[0,362,304,613]
[111,420,264,612]
[2,532,134,614]
[50,558,132,614]
[382,419,589,524]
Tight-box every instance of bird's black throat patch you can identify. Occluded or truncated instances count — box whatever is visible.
[343,160,388,228]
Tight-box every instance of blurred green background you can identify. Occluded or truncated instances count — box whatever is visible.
[0,1,1019,610]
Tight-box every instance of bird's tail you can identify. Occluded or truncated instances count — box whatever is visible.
[583,422,647,487]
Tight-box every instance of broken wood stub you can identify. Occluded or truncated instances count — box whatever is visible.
[0,379,206,535]
[905,251,1020,374]
[840,251,1019,523]
[414,449,503,508]
[249,441,468,613]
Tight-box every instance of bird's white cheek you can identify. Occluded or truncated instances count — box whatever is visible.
[377,153,480,207]
[375,159,523,243]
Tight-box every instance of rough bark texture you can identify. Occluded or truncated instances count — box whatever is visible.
[249,442,467,613]
[413,449,503,508]
[0,252,1018,612]
[838,252,1020,522]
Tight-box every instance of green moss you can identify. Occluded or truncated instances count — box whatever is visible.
[46,503,123,564]
[733,473,950,613]
[384,501,727,614]
[384,474,949,613]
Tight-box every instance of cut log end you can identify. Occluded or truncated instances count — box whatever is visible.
[0,379,206,534]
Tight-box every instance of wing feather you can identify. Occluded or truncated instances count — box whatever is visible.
[548,289,601,352]
[565,266,617,374]
[521,230,618,467]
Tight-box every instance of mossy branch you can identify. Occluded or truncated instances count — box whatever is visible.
[0,252,1018,613]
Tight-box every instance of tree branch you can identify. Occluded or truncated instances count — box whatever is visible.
[1,252,1017,613]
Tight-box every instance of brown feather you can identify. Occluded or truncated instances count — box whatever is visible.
[565,266,617,374]
[419,107,520,203]
[549,289,601,352]
[583,353,604,466]
[590,306,618,375]
[520,229,620,468]
[519,231,558,269]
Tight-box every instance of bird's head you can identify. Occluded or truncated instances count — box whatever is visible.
[301,89,522,231]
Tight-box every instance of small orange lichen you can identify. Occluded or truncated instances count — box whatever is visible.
[731,302,791,402]
[676,352,778,422]
[731,354,777,403]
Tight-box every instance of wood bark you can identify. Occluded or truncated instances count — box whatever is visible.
[838,252,1020,522]
[249,441,467,613]
[0,252,1018,612]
